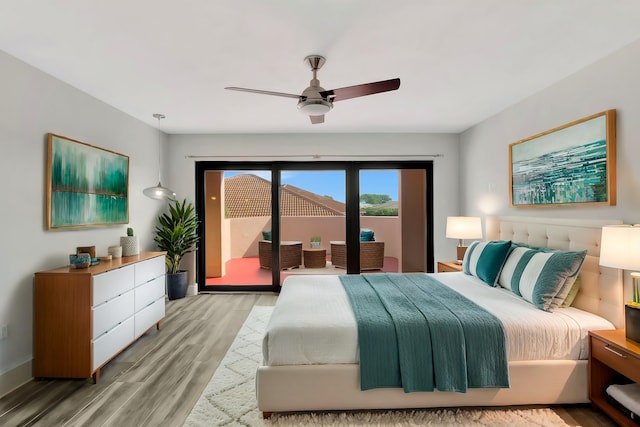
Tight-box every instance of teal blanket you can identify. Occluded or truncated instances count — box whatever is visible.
[340,273,509,393]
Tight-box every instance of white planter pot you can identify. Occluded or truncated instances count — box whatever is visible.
[120,236,139,257]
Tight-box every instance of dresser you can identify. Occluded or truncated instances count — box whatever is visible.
[34,252,166,383]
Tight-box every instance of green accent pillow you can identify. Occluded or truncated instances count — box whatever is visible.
[462,240,512,286]
[561,276,582,308]
[262,230,272,241]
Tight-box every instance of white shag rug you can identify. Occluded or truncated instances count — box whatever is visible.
[183,306,569,427]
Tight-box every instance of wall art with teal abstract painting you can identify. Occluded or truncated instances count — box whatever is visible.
[46,134,129,229]
[509,110,616,208]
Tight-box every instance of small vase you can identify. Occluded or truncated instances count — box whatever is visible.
[108,245,122,258]
[310,241,321,249]
[120,236,139,257]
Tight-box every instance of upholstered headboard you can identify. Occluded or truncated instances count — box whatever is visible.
[486,216,625,328]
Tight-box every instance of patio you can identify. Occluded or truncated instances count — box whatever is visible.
[205,255,399,286]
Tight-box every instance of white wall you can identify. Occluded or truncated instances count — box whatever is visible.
[166,132,462,265]
[0,51,167,395]
[460,39,640,225]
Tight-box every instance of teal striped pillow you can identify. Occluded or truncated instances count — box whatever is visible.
[498,247,586,311]
[462,240,511,286]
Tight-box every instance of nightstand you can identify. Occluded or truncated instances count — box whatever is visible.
[437,261,463,273]
[589,329,640,426]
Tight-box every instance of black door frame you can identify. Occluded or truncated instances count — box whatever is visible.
[195,160,434,292]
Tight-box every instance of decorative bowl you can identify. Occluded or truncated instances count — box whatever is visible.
[70,253,91,269]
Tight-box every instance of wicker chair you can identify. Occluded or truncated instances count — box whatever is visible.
[330,240,385,271]
[258,240,302,270]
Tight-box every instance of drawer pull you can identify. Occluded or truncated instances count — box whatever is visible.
[604,345,627,358]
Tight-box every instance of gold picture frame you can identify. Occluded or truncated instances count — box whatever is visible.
[46,134,130,229]
[509,110,616,208]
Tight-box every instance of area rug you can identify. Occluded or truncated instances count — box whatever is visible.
[183,306,569,427]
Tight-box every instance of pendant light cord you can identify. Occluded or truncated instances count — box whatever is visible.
[153,113,165,183]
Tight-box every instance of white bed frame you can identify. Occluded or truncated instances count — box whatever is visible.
[256,216,625,416]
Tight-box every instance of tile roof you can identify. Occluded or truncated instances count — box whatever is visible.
[224,174,346,218]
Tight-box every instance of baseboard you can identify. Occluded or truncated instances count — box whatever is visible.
[187,283,198,297]
[0,359,32,398]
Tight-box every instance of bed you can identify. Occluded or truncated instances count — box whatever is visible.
[256,216,626,416]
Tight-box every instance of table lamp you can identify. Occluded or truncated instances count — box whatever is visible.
[446,216,483,263]
[599,224,640,342]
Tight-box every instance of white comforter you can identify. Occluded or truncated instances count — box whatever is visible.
[263,272,614,366]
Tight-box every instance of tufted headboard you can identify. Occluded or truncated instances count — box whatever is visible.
[486,216,625,328]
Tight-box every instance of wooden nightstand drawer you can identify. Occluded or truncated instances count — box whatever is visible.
[591,335,640,383]
[437,261,462,273]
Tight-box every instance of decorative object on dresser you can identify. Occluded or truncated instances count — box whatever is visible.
[76,246,96,258]
[588,329,640,426]
[437,261,463,273]
[69,253,91,269]
[120,227,139,256]
[108,245,122,258]
[46,133,129,229]
[599,224,640,343]
[34,252,166,383]
[445,216,482,262]
[154,198,200,300]
[509,109,616,208]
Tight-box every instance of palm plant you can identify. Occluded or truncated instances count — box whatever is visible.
[154,198,200,274]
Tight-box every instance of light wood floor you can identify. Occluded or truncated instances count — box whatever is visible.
[0,293,616,426]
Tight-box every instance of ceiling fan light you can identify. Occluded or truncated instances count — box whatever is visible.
[298,99,332,116]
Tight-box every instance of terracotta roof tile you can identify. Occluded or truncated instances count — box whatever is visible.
[224,174,346,218]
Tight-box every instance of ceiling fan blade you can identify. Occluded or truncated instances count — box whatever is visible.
[320,78,400,102]
[310,115,325,124]
[224,87,301,99]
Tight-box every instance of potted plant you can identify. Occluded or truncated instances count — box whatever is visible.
[154,198,200,300]
[120,227,140,256]
[310,236,322,249]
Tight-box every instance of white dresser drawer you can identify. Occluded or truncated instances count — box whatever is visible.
[134,256,165,286]
[135,275,165,312]
[92,290,135,339]
[92,316,134,370]
[92,265,135,306]
[135,297,165,337]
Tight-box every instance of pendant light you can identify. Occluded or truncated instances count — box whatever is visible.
[143,113,176,200]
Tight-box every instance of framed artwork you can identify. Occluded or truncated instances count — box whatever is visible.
[509,110,616,208]
[46,134,129,229]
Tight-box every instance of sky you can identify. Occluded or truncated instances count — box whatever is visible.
[224,170,398,203]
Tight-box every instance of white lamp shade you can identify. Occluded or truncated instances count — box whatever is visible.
[446,216,483,240]
[600,224,640,270]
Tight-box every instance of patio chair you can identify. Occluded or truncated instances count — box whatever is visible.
[330,240,385,271]
[258,240,302,270]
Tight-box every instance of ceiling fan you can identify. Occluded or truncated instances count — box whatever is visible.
[225,55,400,124]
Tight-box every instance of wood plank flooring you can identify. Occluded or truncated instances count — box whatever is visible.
[0,292,616,426]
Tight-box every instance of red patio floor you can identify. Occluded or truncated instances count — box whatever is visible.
[205,256,399,286]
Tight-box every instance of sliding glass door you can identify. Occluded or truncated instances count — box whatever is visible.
[195,160,433,291]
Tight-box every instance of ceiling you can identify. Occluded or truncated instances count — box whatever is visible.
[2,1,640,134]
